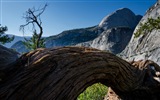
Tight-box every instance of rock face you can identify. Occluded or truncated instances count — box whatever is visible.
[77,8,142,54]
[99,8,141,30]
[0,47,160,100]
[122,1,160,65]
[0,45,19,70]
[77,27,134,54]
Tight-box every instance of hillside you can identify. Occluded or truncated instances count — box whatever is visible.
[45,26,99,48]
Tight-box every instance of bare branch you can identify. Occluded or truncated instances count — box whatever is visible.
[19,3,47,49]
[19,21,34,33]
[36,4,48,17]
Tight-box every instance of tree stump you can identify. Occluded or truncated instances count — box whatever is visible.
[0,47,160,100]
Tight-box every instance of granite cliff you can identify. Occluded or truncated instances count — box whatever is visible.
[77,8,142,54]
[122,1,160,65]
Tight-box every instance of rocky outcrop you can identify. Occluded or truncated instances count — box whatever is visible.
[77,27,134,54]
[0,47,160,99]
[77,8,142,54]
[93,27,133,54]
[121,1,160,65]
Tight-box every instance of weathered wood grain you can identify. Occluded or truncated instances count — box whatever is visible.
[0,47,160,100]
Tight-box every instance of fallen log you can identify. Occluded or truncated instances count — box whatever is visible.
[0,47,160,100]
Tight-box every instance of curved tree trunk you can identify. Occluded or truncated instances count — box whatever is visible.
[0,47,160,100]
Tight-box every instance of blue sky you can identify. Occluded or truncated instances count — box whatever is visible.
[0,0,157,36]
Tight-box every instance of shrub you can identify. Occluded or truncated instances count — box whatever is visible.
[134,17,160,38]
[77,83,108,100]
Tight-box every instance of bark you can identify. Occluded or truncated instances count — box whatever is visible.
[0,47,160,100]
[105,60,160,100]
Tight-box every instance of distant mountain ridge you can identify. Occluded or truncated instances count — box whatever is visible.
[8,26,99,53]
[45,26,99,48]
[3,34,30,48]
[7,8,142,54]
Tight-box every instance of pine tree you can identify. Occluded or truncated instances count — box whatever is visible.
[0,25,14,44]
[23,30,45,51]
[134,17,160,38]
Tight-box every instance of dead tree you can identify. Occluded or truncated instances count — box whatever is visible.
[0,47,160,100]
[20,4,47,49]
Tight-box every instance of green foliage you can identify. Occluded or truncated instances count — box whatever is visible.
[134,17,160,38]
[0,25,14,44]
[23,30,45,51]
[77,83,108,100]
